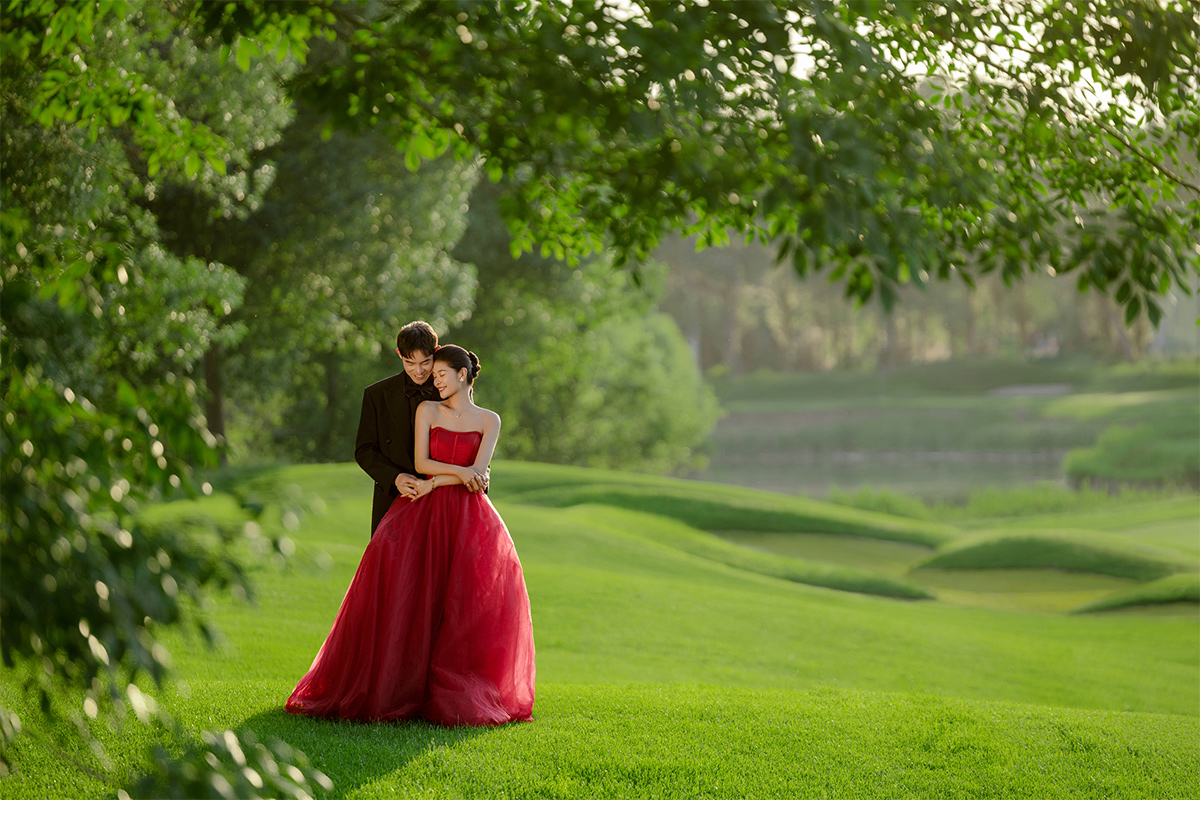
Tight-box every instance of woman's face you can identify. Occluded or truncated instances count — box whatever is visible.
[432,361,467,399]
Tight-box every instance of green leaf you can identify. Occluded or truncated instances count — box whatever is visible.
[414,129,436,159]
[1124,295,1141,325]
[1146,300,1162,327]
[117,379,139,409]
[235,38,252,72]
[56,278,80,308]
[63,257,89,284]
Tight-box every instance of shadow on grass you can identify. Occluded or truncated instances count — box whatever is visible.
[230,707,500,798]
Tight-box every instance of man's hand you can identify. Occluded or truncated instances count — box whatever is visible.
[394,472,421,500]
[463,465,490,493]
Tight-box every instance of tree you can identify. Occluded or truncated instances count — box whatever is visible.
[450,181,719,472]
[212,101,479,461]
[268,0,1198,323]
[1,0,330,795]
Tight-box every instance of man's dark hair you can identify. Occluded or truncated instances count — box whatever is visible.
[396,321,438,357]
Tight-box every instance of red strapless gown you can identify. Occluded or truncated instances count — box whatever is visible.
[285,427,535,726]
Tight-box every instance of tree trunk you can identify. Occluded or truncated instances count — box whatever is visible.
[965,288,979,355]
[685,267,703,369]
[773,269,798,369]
[203,343,227,466]
[1097,293,1134,361]
[723,265,743,376]
[317,351,340,461]
[1107,299,1135,361]
[1014,282,1030,349]
[879,302,897,375]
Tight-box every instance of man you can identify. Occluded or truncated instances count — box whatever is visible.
[354,321,443,536]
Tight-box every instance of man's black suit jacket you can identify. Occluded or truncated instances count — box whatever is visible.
[354,371,440,536]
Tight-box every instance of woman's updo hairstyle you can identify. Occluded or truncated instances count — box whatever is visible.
[433,344,481,384]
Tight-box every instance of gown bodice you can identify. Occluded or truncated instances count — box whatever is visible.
[430,427,483,467]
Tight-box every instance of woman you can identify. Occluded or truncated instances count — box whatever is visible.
[285,345,535,726]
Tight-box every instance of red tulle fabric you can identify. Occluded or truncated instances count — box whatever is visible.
[285,428,535,726]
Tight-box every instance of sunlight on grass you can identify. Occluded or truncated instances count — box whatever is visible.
[6,680,1195,799]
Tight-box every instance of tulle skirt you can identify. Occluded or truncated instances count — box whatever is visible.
[285,485,535,726]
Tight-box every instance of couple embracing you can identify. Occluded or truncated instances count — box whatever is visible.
[285,321,536,727]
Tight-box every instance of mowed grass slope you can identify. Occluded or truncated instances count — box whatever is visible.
[2,461,1196,799]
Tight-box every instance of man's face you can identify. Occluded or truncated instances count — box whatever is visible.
[399,349,434,385]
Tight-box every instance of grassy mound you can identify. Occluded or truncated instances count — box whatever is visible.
[494,461,957,547]
[567,505,935,600]
[919,529,1194,581]
[1071,573,1200,614]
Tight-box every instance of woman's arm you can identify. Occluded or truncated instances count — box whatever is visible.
[413,401,474,484]
[468,410,501,477]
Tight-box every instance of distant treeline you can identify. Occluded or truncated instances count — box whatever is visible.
[655,234,1200,376]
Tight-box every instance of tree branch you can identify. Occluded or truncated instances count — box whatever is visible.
[929,26,1200,198]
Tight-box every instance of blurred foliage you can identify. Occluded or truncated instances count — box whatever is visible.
[269,0,1200,322]
[450,181,720,472]
[0,0,328,796]
[126,729,332,799]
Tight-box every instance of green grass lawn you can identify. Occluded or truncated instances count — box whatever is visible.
[4,359,1197,800]
[8,680,1196,800]
[3,457,1196,800]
